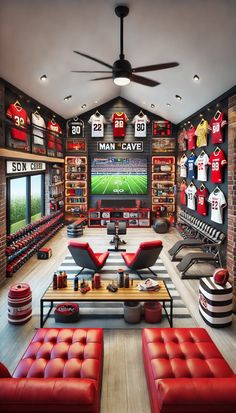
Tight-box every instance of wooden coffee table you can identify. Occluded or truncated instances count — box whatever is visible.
[40,279,173,327]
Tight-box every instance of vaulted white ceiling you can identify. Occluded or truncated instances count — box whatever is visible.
[0,0,235,124]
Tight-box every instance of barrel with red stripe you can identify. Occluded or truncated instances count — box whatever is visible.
[8,283,32,324]
[199,277,233,328]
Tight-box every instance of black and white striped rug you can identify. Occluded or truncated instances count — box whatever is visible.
[56,252,192,325]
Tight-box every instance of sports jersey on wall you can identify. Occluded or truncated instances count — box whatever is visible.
[195,151,209,181]
[185,184,197,210]
[208,110,227,144]
[187,153,197,179]
[132,113,150,137]
[180,181,187,205]
[196,187,209,216]
[32,112,45,145]
[180,154,188,178]
[195,118,208,147]
[111,112,128,137]
[6,102,30,141]
[47,119,62,150]
[208,188,227,224]
[186,125,196,150]
[88,112,106,138]
[67,117,84,138]
[208,148,227,183]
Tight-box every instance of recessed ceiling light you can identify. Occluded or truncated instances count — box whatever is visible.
[175,94,182,101]
[37,106,41,110]
[40,74,47,81]
[188,120,191,124]
[64,95,72,102]
[184,123,187,126]
[150,103,155,108]
[81,104,87,109]
[94,100,98,104]
[166,103,171,107]
[200,113,203,117]
[193,74,200,81]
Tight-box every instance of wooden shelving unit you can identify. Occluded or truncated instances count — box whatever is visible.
[49,164,64,213]
[65,156,87,216]
[152,156,176,220]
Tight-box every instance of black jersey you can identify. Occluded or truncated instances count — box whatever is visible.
[67,117,84,138]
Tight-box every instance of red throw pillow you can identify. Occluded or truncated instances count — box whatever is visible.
[0,362,11,378]
[213,268,229,286]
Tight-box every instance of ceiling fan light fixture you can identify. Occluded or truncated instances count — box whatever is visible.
[114,76,130,86]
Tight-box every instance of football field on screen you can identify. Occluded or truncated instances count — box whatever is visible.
[91,175,147,195]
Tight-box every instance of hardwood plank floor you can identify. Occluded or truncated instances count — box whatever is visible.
[0,225,235,413]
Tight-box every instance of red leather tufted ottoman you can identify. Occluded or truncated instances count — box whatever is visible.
[0,328,103,413]
[142,328,236,413]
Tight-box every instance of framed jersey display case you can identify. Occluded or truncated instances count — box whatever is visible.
[152,120,172,136]
[66,138,87,153]
[152,137,175,153]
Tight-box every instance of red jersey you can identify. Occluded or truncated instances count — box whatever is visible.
[6,103,30,141]
[208,111,227,144]
[186,126,196,150]
[209,149,227,183]
[112,112,128,137]
[47,120,62,149]
[180,181,187,205]
[196,187,209,216]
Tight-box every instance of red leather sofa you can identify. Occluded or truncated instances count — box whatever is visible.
[143,328,236,413]
[0,328,103,413]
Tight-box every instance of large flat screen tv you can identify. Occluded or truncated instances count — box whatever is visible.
[91,157,148,195]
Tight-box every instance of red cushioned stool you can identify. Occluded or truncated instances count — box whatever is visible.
[54,302,79,323]
[144,301,162,323]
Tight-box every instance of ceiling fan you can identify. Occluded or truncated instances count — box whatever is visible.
[72,5,179,87]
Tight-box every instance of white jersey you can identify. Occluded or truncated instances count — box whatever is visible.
[208,189,227,224]
[132,114,150,137]
[32,112,45,145]
[185,184,197,210]
[195,152,209,181]
[88,113,106,137]
[180,154,188,178]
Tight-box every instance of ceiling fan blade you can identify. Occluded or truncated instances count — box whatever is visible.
[73,51,113,69]
[131,74,160,87]
[132,62,179,73]
[71,70,112,73]
[90,76,113,81]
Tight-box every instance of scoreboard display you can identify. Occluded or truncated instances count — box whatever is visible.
[66,139,86,153]
[152,120,172,136]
